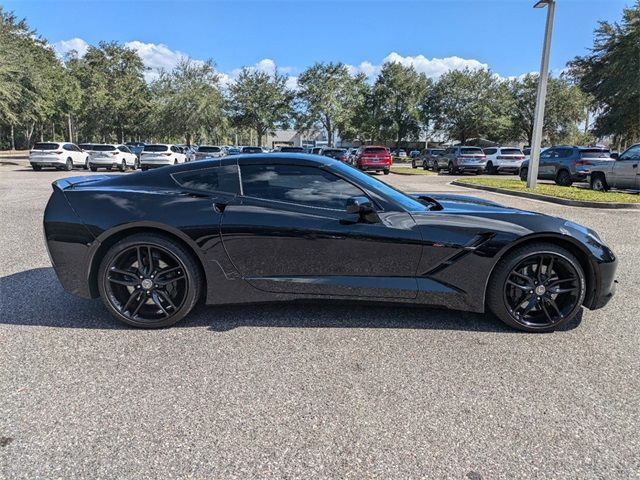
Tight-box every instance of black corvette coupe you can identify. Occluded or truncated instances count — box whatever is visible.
[43,153,617,332]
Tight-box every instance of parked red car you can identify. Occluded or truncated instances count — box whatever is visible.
[355,146,392,175]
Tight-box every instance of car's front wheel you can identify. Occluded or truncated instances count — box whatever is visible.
[411,160,416,169]
[487,242,586,332]
[97,233,202,328]
[32,164,42,171]
[519,167,528,182]
[590,174,608,192]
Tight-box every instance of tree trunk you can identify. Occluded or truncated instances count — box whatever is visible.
[68,114,73,143]
[186,132,192,147]
[257,129,263,147]
[326,116,333,147]
[52,122,55,141]
[10,124,15,150]
[121,126,124,144]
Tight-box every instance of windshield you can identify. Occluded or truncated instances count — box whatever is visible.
[198,146,221,153]
[329,162,428,212]
[281,147,305,152]
[242,147,263,153]
[144,145,169,152]
[93,145,117,151]
[33,143,59,150]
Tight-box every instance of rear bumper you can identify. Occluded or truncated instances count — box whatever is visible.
[457,165,486,173]
[141,158,173,167]
[358,163,391,170]
[30,156,65,166]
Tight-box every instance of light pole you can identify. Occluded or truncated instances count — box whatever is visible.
[527,0,556,189]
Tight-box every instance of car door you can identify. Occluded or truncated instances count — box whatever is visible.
[610,145,640,189]
[219,161,422,299]
[537,148,555,178]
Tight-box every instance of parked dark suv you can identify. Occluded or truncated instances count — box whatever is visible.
[435,146,487,174]
[519,146,614,186]
[414,148,444,169]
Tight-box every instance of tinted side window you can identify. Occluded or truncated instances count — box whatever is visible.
[62,144,73,151]
[172,165,240,194]
[620,145,640,161]
[484,148,497,155]
[557,148,573,158]
[540,149,554,159]
[240,164,365,210]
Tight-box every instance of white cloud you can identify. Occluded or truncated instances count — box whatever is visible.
[347,52,489,81]
[52,39,496,88]
[124,41,195,81]
[53,37,89,58]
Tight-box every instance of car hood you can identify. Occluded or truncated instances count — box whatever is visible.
[410,192,522,213]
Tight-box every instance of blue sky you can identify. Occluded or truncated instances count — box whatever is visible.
[4,0,629,82]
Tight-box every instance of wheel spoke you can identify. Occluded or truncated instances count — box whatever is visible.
[540,301,554,323]
[536,255,544,282]
[156,289,176,310]
[132,293,146,317]
[151,292,169,317]
[510,271,533,286]
[544,297,563,318]
[547,256,554,278]
[108,277,138,287]
[136,247,144,273]
[507,279,530,291]
[110,267,138,279]
[547,277,576,289]
[147,246,154,272]
[122,290,141,312]
[520,295,538,316]
[549,286,579,295]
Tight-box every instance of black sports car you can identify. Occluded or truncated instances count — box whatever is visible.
[43,154,617,332]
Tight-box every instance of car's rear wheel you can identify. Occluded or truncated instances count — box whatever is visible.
[486,161,496,175]
[98,233,202,328]
[487,243,585,332]
[84,157,89,170]
[383,169,390,175]
[519,167,528,182]
[590,174,608,192]
[32,164,42,171]
[119,160,126,172]
[448,161,457,174]
[90,165,98,172]
[556,169,573,187]
[65,158,73,171]
[411,160,416,169]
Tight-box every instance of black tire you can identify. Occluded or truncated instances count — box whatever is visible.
[32,164,42,171]
[383,169,390,175]
[448,161,457,175]
[422,161,428,170]
[174,159,178,165]
[141,166,148,171]
[519,167,528,182]
[411,160,416,169]
[97,233,202,328]
[590,174,608,192]
[84,157,89,170]
[555,170,573,187]
[486,161,496,175]
[119,160,126,172]
[65,158,73,171]
[90,166,98,172]
[487,242,586,332]
[133,159,139,170]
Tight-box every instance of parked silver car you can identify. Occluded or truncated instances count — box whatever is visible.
[435,146,487,174]
[588,143,640,191]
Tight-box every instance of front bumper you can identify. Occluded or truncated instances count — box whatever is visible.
[586,255,618,310]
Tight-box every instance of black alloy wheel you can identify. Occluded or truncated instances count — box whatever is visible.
[98,234,201,327]
[488,243,585,332]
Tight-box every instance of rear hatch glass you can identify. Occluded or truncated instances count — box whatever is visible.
[580,149,611,159]
[198,146,221,153]
[33,143,59,150]
[461,148,484,155]
[92,145,117,151]
[364,148,388,154]
[242,147,263,153]
[500,148,523,155]
[144,145,169,152]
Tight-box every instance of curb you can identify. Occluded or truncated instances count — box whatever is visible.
[451,181,640,210]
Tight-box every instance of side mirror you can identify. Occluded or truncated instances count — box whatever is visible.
[611,152,619,159]
[346,196,374,214]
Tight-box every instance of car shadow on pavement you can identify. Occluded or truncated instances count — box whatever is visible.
[0,267,582,333]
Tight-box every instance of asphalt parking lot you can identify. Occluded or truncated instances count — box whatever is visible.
[1,163,639,478]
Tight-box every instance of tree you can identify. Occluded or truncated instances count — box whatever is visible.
[371,62,430,149]
[227,68,293,146]
[296,62,366,146]
[428,68,506,144]
[568,1,640,144]
[68,42,148,142]
[505,73,587,145]
[149,59,225,145]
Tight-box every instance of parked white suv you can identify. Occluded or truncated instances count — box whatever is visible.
[29,142,89,171]
[140,144,187,170]
[89,144,139,172]
[482,147,526,175]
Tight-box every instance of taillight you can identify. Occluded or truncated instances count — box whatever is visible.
[54,151,63,154]
[112,151,119,156]
[163,153,172,156]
